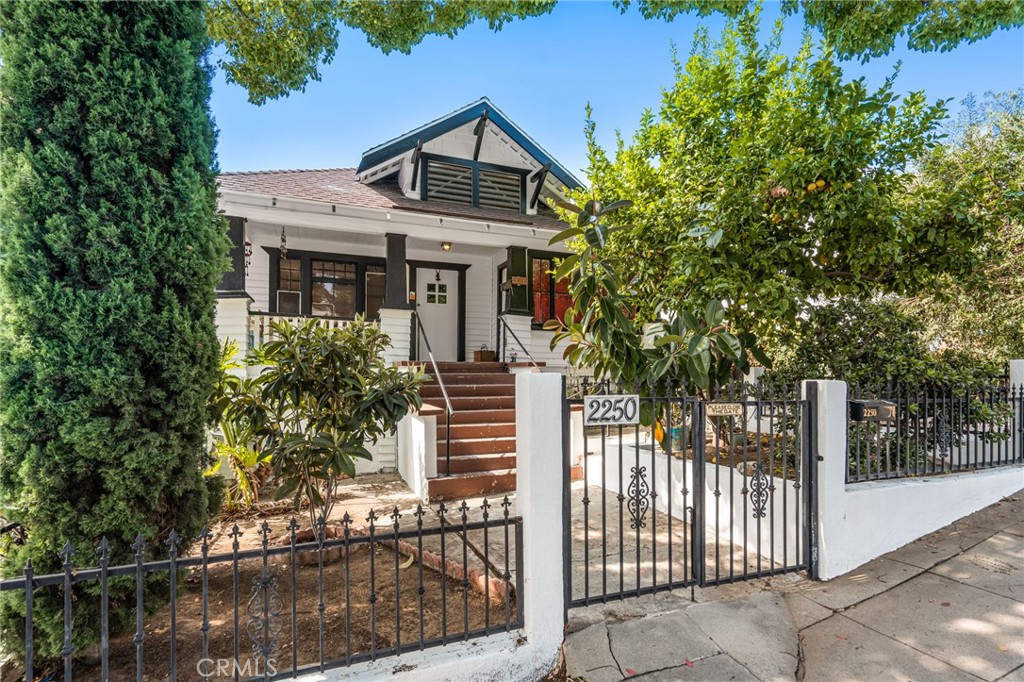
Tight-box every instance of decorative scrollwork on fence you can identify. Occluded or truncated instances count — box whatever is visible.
[247,572,283,663]
[935,409,951,459]
[627,466,650,529]
[750,461,769,519]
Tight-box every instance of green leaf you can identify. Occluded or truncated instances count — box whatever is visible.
[749,345,772,368]
[653,334,685,347]
[602,199,634,214]
[548,226,584,245]
[553,253,581,280]
[704,300,726,327]
[715,332,742,360]
[706,229,724,249]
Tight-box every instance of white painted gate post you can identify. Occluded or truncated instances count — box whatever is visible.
[802,379,848,581]
[515,371,567,676]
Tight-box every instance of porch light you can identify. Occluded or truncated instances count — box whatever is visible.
[440,241,452,252]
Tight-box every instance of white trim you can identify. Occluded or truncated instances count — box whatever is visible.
[218,190,569,252]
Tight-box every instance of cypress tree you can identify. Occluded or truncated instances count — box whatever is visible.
[0,1,228,657]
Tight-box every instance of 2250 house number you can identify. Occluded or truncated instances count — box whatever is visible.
[584,395,640,426]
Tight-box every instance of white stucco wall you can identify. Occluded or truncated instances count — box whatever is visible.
[397,411,436,502]
[808,379,1024,580]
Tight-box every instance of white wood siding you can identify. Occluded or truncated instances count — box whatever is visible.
[244,221,499,361]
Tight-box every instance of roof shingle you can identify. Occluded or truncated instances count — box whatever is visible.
[218,168,568,230]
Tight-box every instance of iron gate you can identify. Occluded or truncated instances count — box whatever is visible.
[564,380,817,607]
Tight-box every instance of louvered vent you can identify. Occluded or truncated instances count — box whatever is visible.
[478,169,521,210]
[426,160,473,205]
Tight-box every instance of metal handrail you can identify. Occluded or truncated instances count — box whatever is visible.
[497,316,539,369]
[413,310,455,476]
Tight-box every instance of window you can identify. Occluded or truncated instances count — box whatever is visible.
[271,252,388,320]
[311,260,356,318]
[365,264,386,321]
[423,156,524,212]
[277,257,301,314]
[531,256,571,326]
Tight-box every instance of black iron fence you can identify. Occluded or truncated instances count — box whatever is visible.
[847,382,1023,483]
[0,500,523,681]
[566,379,815,607]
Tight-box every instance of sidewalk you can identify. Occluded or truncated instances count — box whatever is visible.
[562,491,1023,681]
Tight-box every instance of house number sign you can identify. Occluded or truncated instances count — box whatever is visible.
[584,395,640,426]
[849,399,897,422]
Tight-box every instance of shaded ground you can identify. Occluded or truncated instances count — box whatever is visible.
[568,482,791,605]
[561,491,1024,682]
[13,474,520,681]
[72,543,512,681]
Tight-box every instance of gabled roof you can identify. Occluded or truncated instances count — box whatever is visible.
[356,97,585,190]
[218,168,570,230]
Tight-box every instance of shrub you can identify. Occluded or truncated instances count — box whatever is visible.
[207,341,270,511]
[245,318,427,530]
[0,2,227,659]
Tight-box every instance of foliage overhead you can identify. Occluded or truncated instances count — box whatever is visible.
[545,200,765,396]
[205,0,1022,104]
[618,1,1024,60]
[242,318,427,531]
[901,91,1024,364]
[0,1,228,659]
[205,0,557,104]
[573,9,995,337]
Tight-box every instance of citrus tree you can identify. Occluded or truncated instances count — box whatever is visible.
[573,9,995,338]
[545,200,765,394]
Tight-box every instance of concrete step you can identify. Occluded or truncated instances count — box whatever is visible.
[439,422,516,439]
[448,396,516,411]
[425,362,505,373]
[425,373,516,385]
[420,383,516,399]
[436,452,518,474]
[449,409,516,424]
[446,437,517,456]
[427,470,517,501]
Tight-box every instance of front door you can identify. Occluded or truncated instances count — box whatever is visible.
[416,267,458,361]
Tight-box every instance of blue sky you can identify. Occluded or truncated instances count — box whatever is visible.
[209,2,1024,178]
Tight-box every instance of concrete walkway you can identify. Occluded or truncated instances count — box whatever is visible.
[562,492,1023,681]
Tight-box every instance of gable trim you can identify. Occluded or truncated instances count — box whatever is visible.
[357,98,584,191]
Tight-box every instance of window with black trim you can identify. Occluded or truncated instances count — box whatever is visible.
[311,260,357,318]
[530,256,571,326]
[270,251,387,320]
[365,264,386,321]
[277,257,301,314]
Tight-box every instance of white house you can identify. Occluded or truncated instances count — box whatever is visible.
[214,98,583,498]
